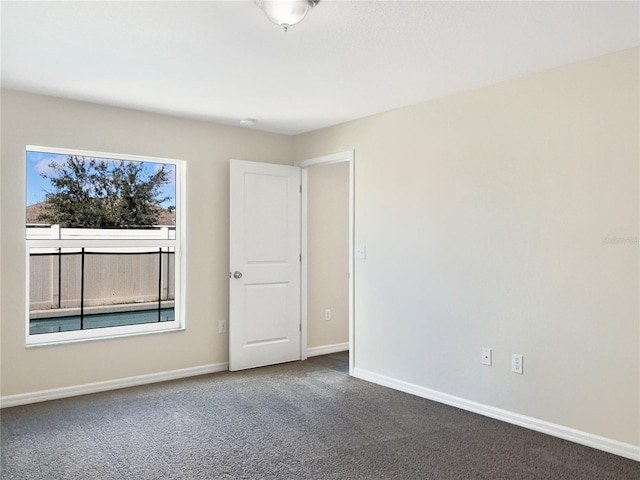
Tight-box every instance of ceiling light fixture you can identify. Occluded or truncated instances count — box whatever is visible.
[256,0,319,32]
[239,118,257,127]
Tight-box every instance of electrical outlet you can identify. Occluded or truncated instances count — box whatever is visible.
[355,244,366,259]
[324,309,331,321]
[511,354,523,374]
[481,348,492,366]
[219,319,227,334]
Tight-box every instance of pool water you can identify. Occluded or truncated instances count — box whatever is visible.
[29,308,175,335]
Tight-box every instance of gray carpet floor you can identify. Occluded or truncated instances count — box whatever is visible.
[1,352,638,479]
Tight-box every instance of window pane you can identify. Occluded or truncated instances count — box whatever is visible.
[29,247,175,335]
[26,151,176,233]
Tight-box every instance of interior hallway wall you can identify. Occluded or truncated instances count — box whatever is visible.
[293,48,639,447]
[306,162,350,349]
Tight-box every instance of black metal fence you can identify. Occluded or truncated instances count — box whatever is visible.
[29,248,175,330]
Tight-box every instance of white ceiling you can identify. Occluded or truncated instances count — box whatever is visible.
[1,1,638,135]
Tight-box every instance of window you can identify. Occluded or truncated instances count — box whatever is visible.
[26,146,183,345]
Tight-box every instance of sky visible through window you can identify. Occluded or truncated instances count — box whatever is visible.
[26,151,176,208]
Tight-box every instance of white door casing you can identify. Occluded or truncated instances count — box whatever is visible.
[229,160,301,371]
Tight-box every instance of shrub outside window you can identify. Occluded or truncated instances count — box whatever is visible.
[25,146,183,345]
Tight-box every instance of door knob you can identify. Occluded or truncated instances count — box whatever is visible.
[233,271,243,279]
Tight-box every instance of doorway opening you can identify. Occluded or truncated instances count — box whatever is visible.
[297,151,354,375]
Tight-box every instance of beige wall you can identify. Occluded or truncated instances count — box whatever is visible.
[0,90,293,396]
[306,162,349,349]
[294,49,639,446]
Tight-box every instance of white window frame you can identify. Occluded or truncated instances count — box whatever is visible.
[25,145,185,346]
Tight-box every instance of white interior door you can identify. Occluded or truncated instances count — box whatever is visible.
[229,160,301,371]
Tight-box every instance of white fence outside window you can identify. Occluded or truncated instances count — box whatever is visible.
[28,225,176,313]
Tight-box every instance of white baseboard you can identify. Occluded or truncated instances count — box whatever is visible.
[352,367,640,462]
[306,342,349,357]
[0,362,228,409]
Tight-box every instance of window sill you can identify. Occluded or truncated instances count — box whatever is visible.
[25,323,185,348]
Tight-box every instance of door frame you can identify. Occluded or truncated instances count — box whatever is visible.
[295,150,355,375]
